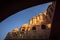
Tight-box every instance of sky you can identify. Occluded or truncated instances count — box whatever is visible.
[0,2,51,40]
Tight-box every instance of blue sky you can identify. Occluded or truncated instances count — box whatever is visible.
[0,2,51,40]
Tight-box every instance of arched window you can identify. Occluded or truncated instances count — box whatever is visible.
[32,26,36,30]
[41,25,46,29]
[22,29,25,31]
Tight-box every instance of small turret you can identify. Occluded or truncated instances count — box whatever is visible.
[12,27,19,33]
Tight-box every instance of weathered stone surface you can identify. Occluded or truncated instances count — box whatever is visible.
[5,1,56,40]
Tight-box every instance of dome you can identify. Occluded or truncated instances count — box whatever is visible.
[20,24,30,31]
[12,27,19,32]
[21,23,30,28]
